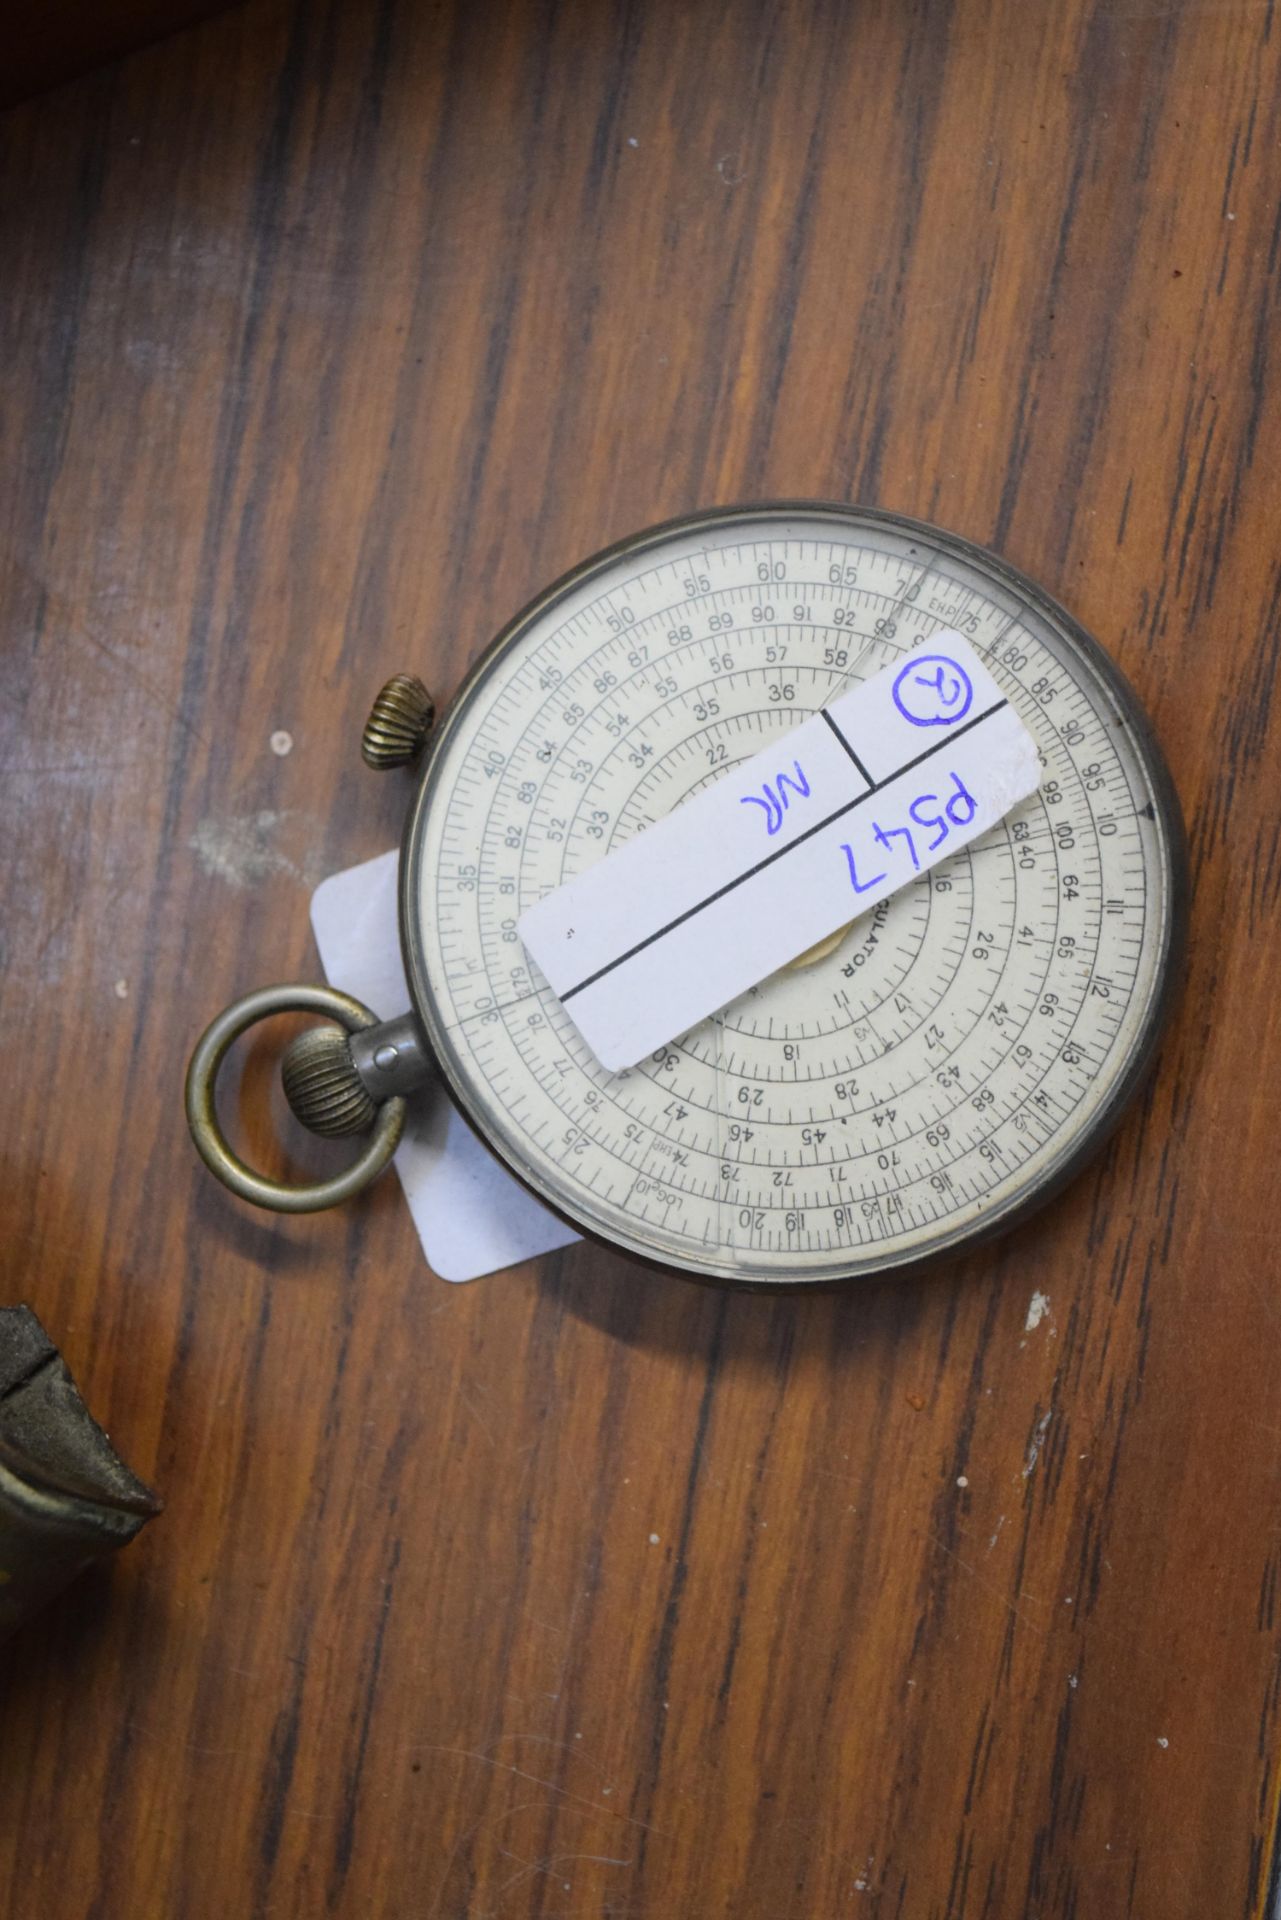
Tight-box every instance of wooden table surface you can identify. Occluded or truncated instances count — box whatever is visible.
[2,1,1279,1914]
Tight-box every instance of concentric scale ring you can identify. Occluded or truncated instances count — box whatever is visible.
[397,505,1184,1286]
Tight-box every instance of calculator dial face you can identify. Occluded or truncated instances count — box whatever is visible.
[400,506,1184,1285]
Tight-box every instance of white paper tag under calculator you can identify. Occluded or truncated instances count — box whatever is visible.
[312,850,581,1281]
[519,632,1040,1070]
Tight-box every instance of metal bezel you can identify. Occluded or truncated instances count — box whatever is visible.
[398,503,1188,1288]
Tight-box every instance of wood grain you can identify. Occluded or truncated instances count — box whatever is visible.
[2,0,1279,1913]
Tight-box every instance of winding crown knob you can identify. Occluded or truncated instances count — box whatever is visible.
[281,1024,377,1137]
[362,673,434,770]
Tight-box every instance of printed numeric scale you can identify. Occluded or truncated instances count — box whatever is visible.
[187,505,1186,1287]
[518,632,1041,1070]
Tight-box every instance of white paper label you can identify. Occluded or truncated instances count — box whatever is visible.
[519,633,1041,1070]
[311,850,580,1282]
